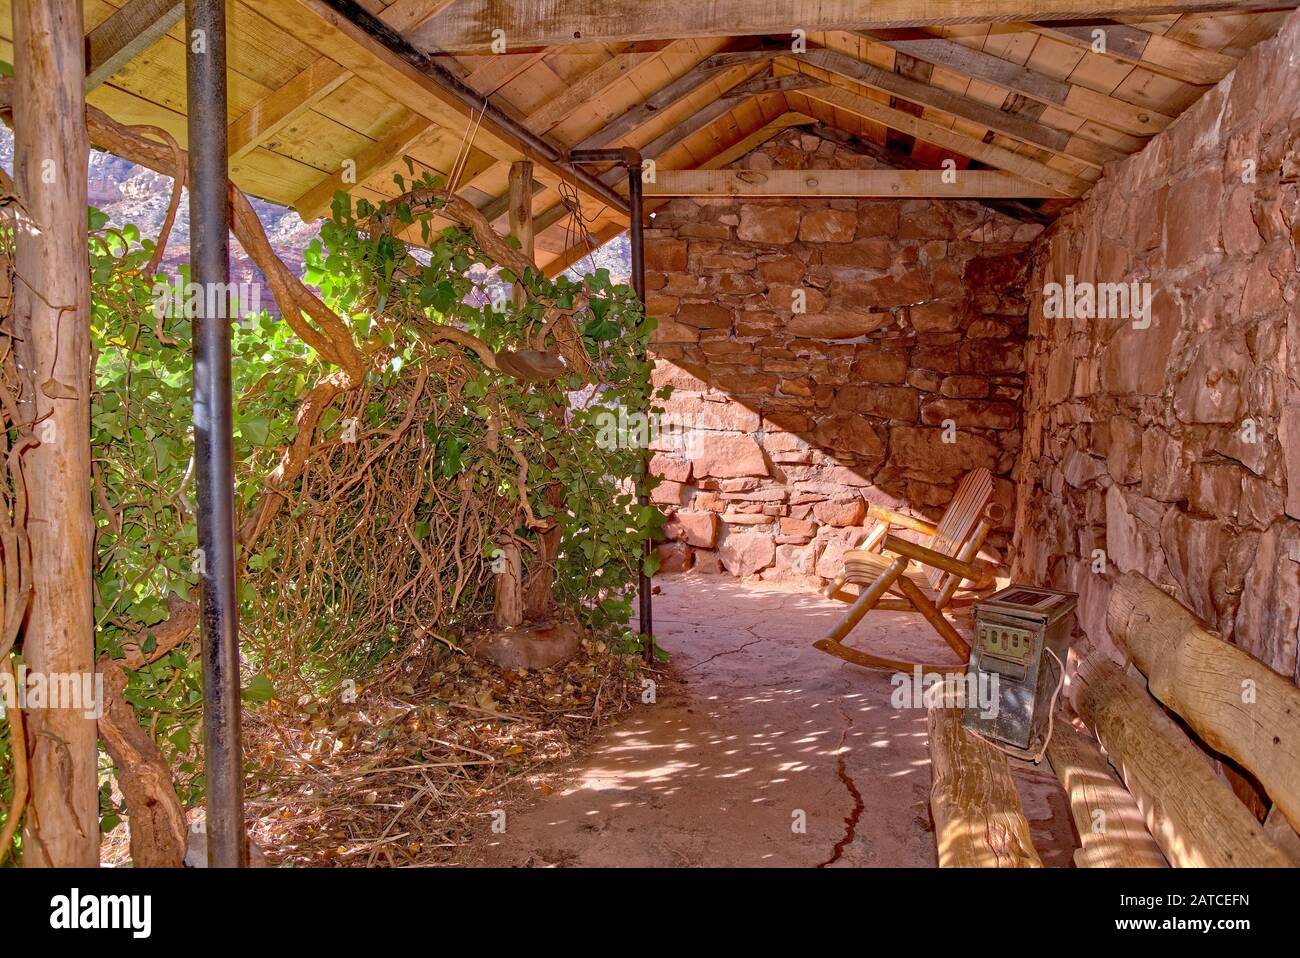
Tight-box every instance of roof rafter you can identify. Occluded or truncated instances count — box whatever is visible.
[1029,20,1238,84]
[84,0,183,92]
[542,110,818,277]
[788,84,1090,195]
[228,0,468,164]
[777,48,1122,168]
[860,31,1175,137]
[572,47,765,151]
[255,0,630,216]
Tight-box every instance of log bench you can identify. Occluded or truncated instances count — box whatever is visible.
[927,571,1300,868]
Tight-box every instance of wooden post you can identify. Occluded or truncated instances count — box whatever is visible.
[1071,655,1291,868]
[493,541,523,629]
[927,707,1042,868]
[1107,571,1300,834]
[1046,721,1167,867]
[12,0,99,866]
[508,159,534,309]
[507,157,563,621]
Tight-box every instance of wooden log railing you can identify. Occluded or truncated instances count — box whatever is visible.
[1107,571,1300,834]
[1071,655,1291,868]
[1046,721,1167,868]
[928,707,1042,868]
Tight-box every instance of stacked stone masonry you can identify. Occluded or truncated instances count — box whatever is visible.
[647,128,1042,589]
[1013,11,1300,685]
[648,11,1300,691]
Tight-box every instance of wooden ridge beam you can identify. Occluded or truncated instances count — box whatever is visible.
[257,0,630,217]
[779,49,1122,168]
[644,168,1057,197]
[84,0,183,92]
[410,1,1298,52]
[789,84,1090,195]
[861,31,1174,137]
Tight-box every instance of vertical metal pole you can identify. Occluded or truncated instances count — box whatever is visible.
[566,148,654,661]
[625,153,654,663]
[186,0,245,868]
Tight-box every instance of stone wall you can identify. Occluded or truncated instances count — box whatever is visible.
[647,129,1042,586]
[1012,12,1300,683]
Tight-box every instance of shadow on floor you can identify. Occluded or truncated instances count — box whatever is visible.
[473,573,1073,867]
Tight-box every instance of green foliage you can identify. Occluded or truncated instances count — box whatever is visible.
[2,178,657,862]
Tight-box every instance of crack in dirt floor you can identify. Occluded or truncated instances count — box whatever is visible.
[817,697,864,868]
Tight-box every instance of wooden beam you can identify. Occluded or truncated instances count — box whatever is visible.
[257,0,630,216]
[928,707,1042,868]
[791,84,1090,195]
[84,0,183,92]
[508,159,534,306]
[534,79,770,235]
[862,32,1174,137]
[542,113,818,276]
[692,110,817,169]
[1032,21,1238,85]
[293,112,433,218]
[780,49,1122,168]
[644,168,1058,197]
[808,121,1052,224]
[523,48,664,134]
[411,1,1298,51]
[1071,655,1291,868]
[228,57,351,160]
[574,50,761,151]
[722,73,823,97]
[226,0,473,165]
[1046,722,1168,868]
[1107,571,1300,835]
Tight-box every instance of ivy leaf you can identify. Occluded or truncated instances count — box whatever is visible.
[241,674,276,703]
[240,416,270,446]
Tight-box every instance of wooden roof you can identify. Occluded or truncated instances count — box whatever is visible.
[1,0,1295,273]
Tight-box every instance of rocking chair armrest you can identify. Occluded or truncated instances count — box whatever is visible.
[866,503,938,538]
[861,518,889,552]
[881,535,995,588]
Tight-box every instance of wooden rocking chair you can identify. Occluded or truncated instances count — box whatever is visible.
[814,468,1002,675]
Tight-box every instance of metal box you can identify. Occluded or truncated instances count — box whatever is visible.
[961,585,1077,752]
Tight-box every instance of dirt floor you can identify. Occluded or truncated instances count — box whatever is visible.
[471,574,1077,867]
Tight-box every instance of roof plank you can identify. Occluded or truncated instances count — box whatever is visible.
[789,84,1090,195]
[84,0,183,92]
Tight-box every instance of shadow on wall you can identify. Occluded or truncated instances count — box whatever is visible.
[645,128,1043,587]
